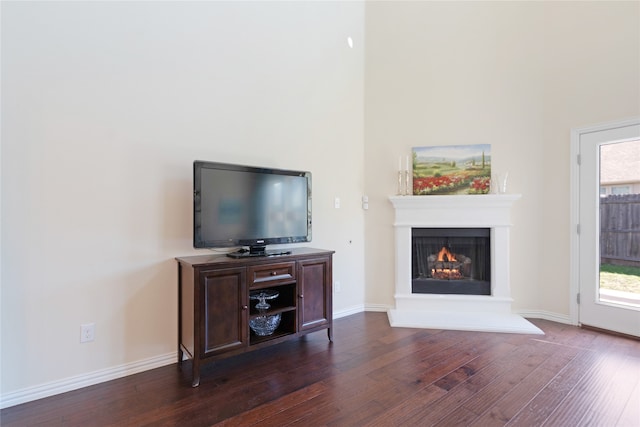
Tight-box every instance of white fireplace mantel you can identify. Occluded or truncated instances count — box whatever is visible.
[388,194,543,335]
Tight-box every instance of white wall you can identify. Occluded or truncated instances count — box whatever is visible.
[363,1,640,317]
[1,1,365,402]
[2,0,639,407]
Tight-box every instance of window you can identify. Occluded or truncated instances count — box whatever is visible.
[612,185,631,195]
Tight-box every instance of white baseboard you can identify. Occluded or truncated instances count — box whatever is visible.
[364,303,393,312]
[0,352,177,409]
[332,303,394,317]
[333,304,365,319]
[515,309,573,325]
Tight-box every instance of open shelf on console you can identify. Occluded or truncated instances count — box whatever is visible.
[248,285,296,316]
[249,310,296,345]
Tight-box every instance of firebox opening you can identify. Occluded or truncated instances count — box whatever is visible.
[412,228,491,295]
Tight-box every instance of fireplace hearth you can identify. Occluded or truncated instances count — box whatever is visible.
[388,194,542,335]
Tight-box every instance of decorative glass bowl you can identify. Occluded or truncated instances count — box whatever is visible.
[249,313,281,336]
[249,289,281,336]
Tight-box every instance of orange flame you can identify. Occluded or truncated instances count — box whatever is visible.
[437,246,457,262]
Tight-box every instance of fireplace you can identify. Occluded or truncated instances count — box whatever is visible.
[412,228,491,295]
[388,195,542,334]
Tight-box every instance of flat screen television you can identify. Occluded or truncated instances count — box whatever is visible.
[193,161,312,258]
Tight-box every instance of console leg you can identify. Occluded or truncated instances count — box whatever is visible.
[192,359,200,387]
[327,327,333,342]
[192,376,200,388]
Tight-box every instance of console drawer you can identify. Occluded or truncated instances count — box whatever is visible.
[248,262,296,288]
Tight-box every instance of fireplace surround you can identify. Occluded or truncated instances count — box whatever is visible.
[388,194,542,334]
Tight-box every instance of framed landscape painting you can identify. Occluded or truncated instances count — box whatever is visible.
[412,144,491,195]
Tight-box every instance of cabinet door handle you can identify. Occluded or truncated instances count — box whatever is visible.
[271,271,277,276]
[242,305,248,310]
[299,294,304,299]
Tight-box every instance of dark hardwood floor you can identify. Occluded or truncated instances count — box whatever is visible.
[2,312,639,426]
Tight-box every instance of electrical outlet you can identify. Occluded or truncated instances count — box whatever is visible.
[334,281,341,293]
[80,323,95,343]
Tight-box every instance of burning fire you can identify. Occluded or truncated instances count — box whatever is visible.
[432,246,463,280]
[437,246,457,263]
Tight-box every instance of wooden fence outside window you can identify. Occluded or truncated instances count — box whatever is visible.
[600,194,640,266]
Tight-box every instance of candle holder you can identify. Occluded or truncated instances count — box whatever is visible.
[405,170,411,196]
[397,170,404,195]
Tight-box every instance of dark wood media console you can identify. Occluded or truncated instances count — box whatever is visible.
[176,247,334,387]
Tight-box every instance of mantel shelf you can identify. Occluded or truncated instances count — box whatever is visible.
[389,194,522,229]
[389,194,522,209]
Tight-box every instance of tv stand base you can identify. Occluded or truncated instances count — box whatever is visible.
[176,247,334,387]
[227,249,292,259]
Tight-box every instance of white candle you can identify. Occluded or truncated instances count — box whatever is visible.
[399,157,402,171]
[406,156,409,171]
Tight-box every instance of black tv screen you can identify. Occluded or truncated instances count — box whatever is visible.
[193,161,311,257]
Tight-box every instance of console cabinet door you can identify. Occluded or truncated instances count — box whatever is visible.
[298,257,332,332]
[199,267,247,357]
